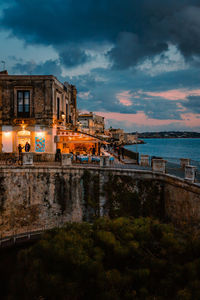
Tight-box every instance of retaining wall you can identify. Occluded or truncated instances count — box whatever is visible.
[0,166,200,237]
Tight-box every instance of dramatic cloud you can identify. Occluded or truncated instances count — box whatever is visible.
[116,91,133,106]
[11,59,62,77]
[95,111,200,132]
[2,0,200,69]
[182,96,200,113]
[59,46,90,68]
[144,89,200,101]
[0,0,200,131]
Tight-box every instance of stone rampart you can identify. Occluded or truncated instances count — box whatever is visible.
[0,165,200,237]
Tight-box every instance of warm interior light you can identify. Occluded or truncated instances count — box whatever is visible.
[4,131,11,136]
[18,130,30,136]
[61,112,65,120]
[36,131,45,137]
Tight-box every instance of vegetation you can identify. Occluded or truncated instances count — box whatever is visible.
[104,174,164,220]
[82,170,100,221]
[3,217,200,300]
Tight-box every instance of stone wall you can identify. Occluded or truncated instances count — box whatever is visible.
[0,166,200,237]
[0,74,77,127]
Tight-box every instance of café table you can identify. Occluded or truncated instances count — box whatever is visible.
[77,155,89,163]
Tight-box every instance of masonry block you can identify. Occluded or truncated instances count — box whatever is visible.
[100,155,110,167]
[61,154,72,166]
[22,152,34,165]
[140,155,150,167]
[152,159,166,173]
[180,158,191,169]
[185,165,197,182]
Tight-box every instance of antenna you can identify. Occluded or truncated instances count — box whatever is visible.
[1,61,5,70]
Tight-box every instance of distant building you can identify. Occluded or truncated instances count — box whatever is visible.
[78,112,105,135]
[109,128,124,143]
[124,133,138,144]
[0,71,77,153]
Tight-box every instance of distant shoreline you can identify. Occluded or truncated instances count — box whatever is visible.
[124,137,200,146]
[140,137,200,139]
[136,132,200,139]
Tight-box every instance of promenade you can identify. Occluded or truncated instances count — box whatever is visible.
[0,150,199,184]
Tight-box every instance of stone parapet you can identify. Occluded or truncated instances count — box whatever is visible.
[100,155,110,167]
[140,155,150,167]
[34,153,55,162]
[180,158,190,169]
[185,165,197,182]
[22,152,34,165]
[61,154,72,166]
[152,159,166,173]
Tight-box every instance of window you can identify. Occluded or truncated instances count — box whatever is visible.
[17,91,30,117]
[57,97,60,120]
[66,102,68,122]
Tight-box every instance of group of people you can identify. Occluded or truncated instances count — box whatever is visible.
[109,143,125,161]
[115,146,124,161]
[18,142,31,156]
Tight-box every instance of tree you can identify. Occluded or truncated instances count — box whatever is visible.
[5,218,200,299]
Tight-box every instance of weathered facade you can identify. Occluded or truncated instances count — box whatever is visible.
[0,71,77,154]
[78,112,105,135]
[0,166,200,237]
[109,128,124,143]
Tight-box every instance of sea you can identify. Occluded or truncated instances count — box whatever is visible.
[125,138,200,163]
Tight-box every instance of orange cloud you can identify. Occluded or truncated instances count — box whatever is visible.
[95,111,200,128]
[116,91,132,106]
[144,89,200,101]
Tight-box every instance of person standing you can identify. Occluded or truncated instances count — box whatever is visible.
[25,141,31,152]
[121,147,125,160]
[117,147,121,161]
[18,144,23,162]
[92,146,96,156]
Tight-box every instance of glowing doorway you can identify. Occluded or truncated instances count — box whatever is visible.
[17,130,31,152]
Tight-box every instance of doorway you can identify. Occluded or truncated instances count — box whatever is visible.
[17,130,31,152]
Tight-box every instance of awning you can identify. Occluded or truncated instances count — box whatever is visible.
[56,130,105,143]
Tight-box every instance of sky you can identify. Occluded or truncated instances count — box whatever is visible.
[0,0,200,132]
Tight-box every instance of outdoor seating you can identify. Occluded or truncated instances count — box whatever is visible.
[77,155,89,163]
[109,156,114,164]
[91,156,100,163]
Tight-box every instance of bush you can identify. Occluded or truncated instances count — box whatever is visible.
[6,218,200,299]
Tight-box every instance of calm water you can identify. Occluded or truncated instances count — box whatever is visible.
[125,138,200,162]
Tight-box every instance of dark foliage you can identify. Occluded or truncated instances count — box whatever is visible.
[82,170,100,221]
[4,217,200,300]
[104,174,164,220]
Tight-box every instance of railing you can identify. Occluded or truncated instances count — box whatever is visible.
[0,230,43,248]
[0,224,61,248]
[0,152,199,183]
[158,156,200,172]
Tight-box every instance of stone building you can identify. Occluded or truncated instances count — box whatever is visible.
[109,128,124,143]
[0,71,77,154]
[78,112,105,135]
[124,133,138,144]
